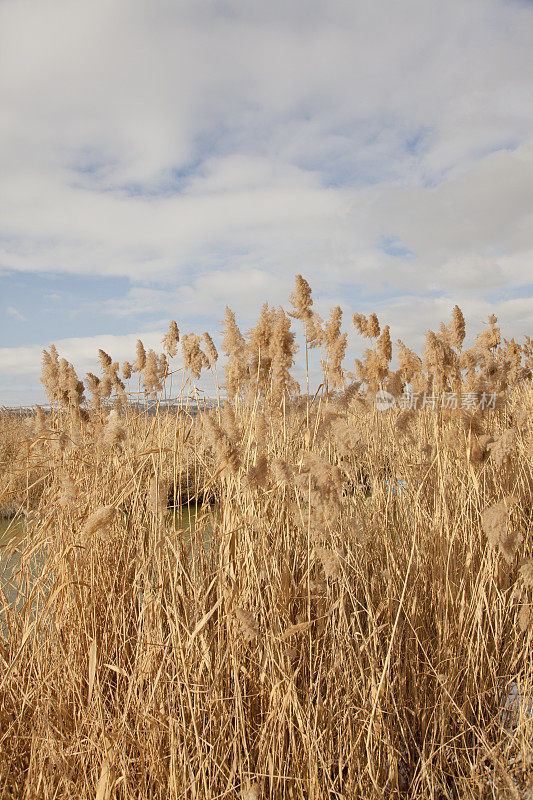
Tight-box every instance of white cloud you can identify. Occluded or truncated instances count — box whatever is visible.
[0,330,168,378]
[6,306,27,322]
[0,0,532,403]
[1,0,532,283]
[1,295,530,384]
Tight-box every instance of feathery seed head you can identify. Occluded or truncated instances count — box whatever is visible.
[158,352,169,381]
[481,498,522,564]
[242,454,269,492]
[289,274,313,323]
[81,505,115,538]
[451,305,466,349]
[367,313,380,339]
[182,333,209,380]
[202,332,218,367]
[378,325,392,362]
[222,307,248,400]
[100,376,112,399]
[59,473,78,507]
[135,340,147,372]
[271,457,294,485]
[315,546,341,579]
[520,560,533,589]
[488,428,516,467]
[162,320,180,357]
[142,349,162,397]
[352,313,369,337]
[233,607,259,642]
[103,409,126,449]
[98,350,112,372]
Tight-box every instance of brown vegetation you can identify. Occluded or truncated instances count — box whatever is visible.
[0,279,532,798]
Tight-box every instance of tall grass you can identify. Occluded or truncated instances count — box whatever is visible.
[0,280,532,799]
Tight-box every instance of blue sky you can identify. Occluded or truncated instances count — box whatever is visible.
[1,0,532,404]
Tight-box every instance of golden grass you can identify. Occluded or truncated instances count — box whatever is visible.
[0,281,532,798]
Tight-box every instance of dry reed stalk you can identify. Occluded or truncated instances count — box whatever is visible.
[1,283,533,800]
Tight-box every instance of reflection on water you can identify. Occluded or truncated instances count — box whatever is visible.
[171,503,215,551]
[0,504,216,616]
[0,517,31,624]
[0,516,24,546]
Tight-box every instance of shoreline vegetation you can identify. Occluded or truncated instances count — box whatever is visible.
[1,276,532,798]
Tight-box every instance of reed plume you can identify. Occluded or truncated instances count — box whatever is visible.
[202,410,241,474]
[158,352,169,382]
[289,274,313,324]
[103,409,126,450]
[181,334,209,380]
[397,339,424,389]
[323,306,348,390]
[99,375,112,399]
[142,349,162,396]
[247,303,275,395]
[163,320,180,357]
[367,312,380,338]
[315,545,341,579]
[59,472,78,507]
[520,560,533,589]
[40,347,60,403]
[202,332,218,368]
[135,339,147,372]
[222,307,248,401]
[81,505,115,538]
[85,372,101,407]
[270,307,298,405]
[378,324,392,363]
[98,349,113,372]
[233,607,259,642]
[451,305,466,349]
[3,278,533,800]
[481,498,522,564]
[488,428,516,467]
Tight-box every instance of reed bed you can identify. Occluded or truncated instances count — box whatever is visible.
[0,278,532,799]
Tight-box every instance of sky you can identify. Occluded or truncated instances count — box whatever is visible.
[1,0,532,404]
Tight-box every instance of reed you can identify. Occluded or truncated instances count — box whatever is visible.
[0,279,532,799]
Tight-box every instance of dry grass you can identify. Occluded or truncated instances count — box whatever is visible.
[0,281,532,799]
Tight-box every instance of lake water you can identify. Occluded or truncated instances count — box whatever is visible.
[0,504,214,617]
[0,516,24,544]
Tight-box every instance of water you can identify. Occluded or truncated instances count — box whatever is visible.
[0,516,24,545]
[0,517,31,633]
[0,504,215,616]
[171,503,214,549]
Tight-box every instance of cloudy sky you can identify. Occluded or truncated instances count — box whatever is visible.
[1,0,532,404]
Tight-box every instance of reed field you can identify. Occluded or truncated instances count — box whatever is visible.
[1,276,532,799]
